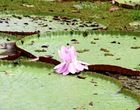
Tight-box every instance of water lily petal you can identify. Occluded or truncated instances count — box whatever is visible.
[62,70,70,75]
[68,62,77,73]
[69,46,77,61]
[73,61,88,73]
[59,46,71,62]
[54,62,68,73]
[79,60,89,65]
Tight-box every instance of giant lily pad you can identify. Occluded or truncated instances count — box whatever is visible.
[115,0,140,9]
[16,31,140,72]
[0,14,106,34]
[0,61,139,110]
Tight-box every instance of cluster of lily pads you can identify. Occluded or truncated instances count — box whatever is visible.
[0,13,140,110]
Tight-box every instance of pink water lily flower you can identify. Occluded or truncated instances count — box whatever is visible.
[54,46,88,75]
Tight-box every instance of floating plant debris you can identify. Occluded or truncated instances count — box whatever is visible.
[111,41,117,43]
[35,49,47,52]
[71,39,78,41]
[21,40,24,45]
[131,46,140,49]
[71,39,79,44]
[77,49,89,53]
[89,101,94,106]
[100,48,110,52]
[90,41,96,44]
[111,41,120,44]
[104,53,114,56]
[41,45,49,48]
[77,75,86,79]
[116,58,121,60]
[94,38,99,40]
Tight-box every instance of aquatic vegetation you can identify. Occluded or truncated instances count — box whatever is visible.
[0,14,106,33]
[114,0,140,9]
[0,61,139,110]
[0,1,139,109]
[16,31,140,73]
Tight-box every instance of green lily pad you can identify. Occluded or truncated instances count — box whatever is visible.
[0,61,139,110]
[0,14,106,33]
[115,0,140,9]
[16,31,140,71]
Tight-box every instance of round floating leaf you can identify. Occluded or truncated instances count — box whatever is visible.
[16,31,140,71]
[0,14,106,33]
[0,61,139,110]
[115,0,140,9]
